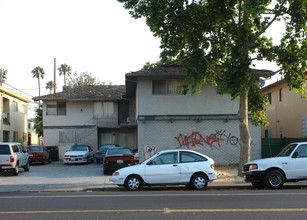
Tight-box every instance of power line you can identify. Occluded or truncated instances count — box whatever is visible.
[3,82,35,98]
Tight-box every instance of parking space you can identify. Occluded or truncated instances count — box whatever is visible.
[0,162,112,192]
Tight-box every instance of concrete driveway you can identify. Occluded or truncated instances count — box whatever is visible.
[0,162,112,192]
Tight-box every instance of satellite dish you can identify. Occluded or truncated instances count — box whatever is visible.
[259,80,265,87]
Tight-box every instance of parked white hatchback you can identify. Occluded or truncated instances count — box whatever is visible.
[110,149,217,191]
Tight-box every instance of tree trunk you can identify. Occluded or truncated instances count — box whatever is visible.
[238,92,251,176]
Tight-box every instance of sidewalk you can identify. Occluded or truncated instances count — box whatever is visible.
[0,163,306,192]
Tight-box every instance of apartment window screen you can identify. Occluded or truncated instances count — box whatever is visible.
[152,80,182,95]
[13,131,18,141]
[265,129,272,138]
[267,93,272,104]
[57,102,66,115]
[12,101,18,112]
[94,102,114,118]
[46,102,66,115]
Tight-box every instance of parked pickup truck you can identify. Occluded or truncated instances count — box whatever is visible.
[0,142,30,175]
[243,142,307,189]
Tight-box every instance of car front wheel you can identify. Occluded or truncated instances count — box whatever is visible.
[265,170,284,189]
[125,175,143,191]
[190,173,208,190]
[23,161,30,172]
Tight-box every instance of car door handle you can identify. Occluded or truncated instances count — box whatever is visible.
[173,164,178,167]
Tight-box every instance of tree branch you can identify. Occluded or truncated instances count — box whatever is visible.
[274,54,307,74]
[251,0,287,43]
[201,54,222,79]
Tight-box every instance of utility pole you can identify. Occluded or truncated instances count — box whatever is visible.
[54,58,57,93]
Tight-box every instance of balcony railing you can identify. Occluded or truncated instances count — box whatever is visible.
[94,113,118,127]
[3,112,10,124]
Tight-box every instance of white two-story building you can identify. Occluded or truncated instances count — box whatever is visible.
[34,85,136,160]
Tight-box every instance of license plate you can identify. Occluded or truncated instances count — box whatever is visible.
[117,160,123,164]
[70,158,76,161]
[28,154,33,156]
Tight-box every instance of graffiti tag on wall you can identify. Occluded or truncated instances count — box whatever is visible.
[174,131,224,149]
[214,130,240,147]
[174,129,255,149]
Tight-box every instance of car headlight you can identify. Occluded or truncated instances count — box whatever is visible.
[249,164,258,170]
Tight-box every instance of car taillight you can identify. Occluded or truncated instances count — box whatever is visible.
[211,163,215,169]
[10,156,15,163]
[96,152,102,155]
[104,158,110,162]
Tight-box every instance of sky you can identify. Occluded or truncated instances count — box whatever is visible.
[0,0,283,118]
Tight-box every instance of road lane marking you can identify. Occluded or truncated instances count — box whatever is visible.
[1,208,307,214]
[2,192,307,199]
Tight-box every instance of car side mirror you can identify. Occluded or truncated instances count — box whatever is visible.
[292,152,299,158]
[147,160,153,165]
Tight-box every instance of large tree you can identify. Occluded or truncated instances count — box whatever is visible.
[58,63,72,86]
[0,68,7,86]
[31,66,45,99]
[68,72,101,86]
[118,0,307,175]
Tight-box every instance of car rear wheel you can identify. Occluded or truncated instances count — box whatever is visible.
[12,164,19,176]
[125,175,143,191]
[190,173,208,190]
[265,170,284,189]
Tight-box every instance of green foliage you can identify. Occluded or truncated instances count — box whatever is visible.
[34,106,43,137]
[68,72,101,86]
[46,81,54,94]
[58,63,72,86]
[142,61,165,70]
[118,0,307,126]
[31,66,45,97]
[31,66,45,80]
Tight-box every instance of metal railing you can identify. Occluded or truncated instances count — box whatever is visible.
[3,112,9,124]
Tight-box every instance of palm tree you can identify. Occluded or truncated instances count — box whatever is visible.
[31,66,45,98]
[58,63,72,86]
[0,68,7,86]
[46,81,54,94]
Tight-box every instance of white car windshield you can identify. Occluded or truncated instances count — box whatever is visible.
[69,146,88,151]
[276,144,297,157]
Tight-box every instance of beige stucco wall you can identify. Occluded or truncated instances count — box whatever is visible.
[261,81,307,138]
[0,86,31,145]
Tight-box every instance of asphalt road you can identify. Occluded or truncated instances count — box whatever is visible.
[1,190,307,220]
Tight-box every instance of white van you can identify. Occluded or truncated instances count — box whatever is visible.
[0,143,30,175]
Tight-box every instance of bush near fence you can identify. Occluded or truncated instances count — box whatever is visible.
[261,138,307,158]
